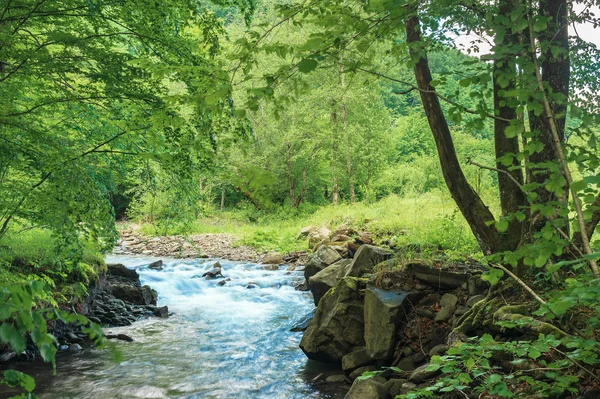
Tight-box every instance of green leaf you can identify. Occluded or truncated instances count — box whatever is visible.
[297,59,318,73]
[533,19,548,32]
[495,219,509,233]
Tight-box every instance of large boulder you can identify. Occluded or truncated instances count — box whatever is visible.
[344,245,393,278]
[300,277,366,363]
[304,246,342,283]
[307,227,332,249]
[308,259,352,306]
[111,284,157,306]
[364,287,419,360]
[344,377,390,399]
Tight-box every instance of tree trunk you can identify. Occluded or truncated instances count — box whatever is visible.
[404,12,502,256]
[492,0,527,251]
[220,187,225,211]
[296,167,307,207]
[286,142,296,208]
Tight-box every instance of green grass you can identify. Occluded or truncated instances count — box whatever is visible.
[138,192,495,261]
[0,228,106,304]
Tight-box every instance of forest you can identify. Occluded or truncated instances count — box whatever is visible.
[1,0,600,398]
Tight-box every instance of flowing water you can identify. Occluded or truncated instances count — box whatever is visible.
[7,256,346,399]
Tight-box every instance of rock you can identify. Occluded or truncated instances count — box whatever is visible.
[290,311,314,332]
[344,245,393,278]
[153,305,169,318]
[308,260,351,305]
[246,284,258,289]
[111,284,156,305]
[349,365,379,381]
[300,277,366,363]
[440,293,458,308]
[105,334,134,342]
[304,246,342,282]
[407,263,468,289]
[342,347,373,372]
[434,306,455,322]
[308,227,332,249]
[386,379,409,398]
[202,262,223,279]
[107,264,139,281]
[364,287,416,360]
[217,280,226,286]
[344,378,390,399]
[429,344,449,357]
[0,352,16,362]
[416,309,435,319]
[147,260,163,270]
[454,305,470,316]
[299,226,316,238]
[395,356,415,372]
[467,294,486,307]
[68,344,83,352]
[325,374,348,383]
[65,332,83,343]
[401,382,417,390]
[418,293,440,307]
[262,252,284,265]
[409,364,440,383]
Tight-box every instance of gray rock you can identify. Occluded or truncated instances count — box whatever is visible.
[386,378,409,397]
[440,293,458,308]
[409,364,440,383]
[467,294,486,307]
[342,347,373,372]
[300,277,366,363]
[344,378,390,399]
[434,306,455,322]
[304,246,342,282]
[395,356,415,372]
[0,351,16,362]
[364,287,415,360]
[153,305,169,318]
[407,263,468,289]
[66,332,83,343]
[345,245,393,278]
[147,260,163,270]
[428,344,449,357]
[416,308,435,319]
[454,305,470,316]
[68,344,83,352]
[308,260,350,305]
[349,365,379,381]
[326,374,349,383]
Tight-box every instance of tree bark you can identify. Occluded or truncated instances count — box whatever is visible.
[404,12,502,255]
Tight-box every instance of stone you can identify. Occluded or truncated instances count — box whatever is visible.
[290,311,314,332]
[308,260,351,305]
[68,344,83,352]
[454,305,470,316]
[345,245,393,278]
[308,227,332,249]
[407,263,468,289]
[364,287,416,360]
[386,379,409,398]
[418,293,440,307]
[401,382,417,390]
[409,364,441,383]
[467,294,486,307]
[217,280,226,286]
[147,260,163,270]
[395,356,415,372]
[429,344,449,357]
[326,374,348,383]
[0,352,16,362]
[304,246,342,282]
[434,306,455,322]
[344,378,390,399]
[349,365,379,381]
[107,263,139,281]
[262,252,284,265]
[111,284,156,305]
[300,277,366,363]
[440,293,458,308]
[153,305,169,318]
[342,347,373,372]
[416,309,435,319]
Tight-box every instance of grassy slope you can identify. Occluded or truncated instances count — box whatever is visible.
[138,192,493,262]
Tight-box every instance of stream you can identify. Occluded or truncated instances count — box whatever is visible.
[7,256,346,399]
